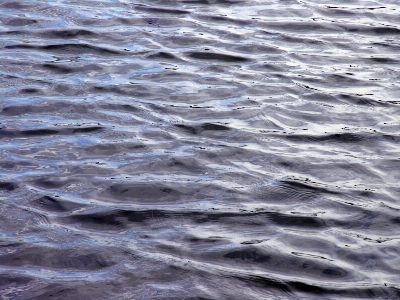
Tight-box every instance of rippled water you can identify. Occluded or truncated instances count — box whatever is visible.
[1,0,400,299]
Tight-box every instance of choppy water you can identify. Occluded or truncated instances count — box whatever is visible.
[1,0,400,299]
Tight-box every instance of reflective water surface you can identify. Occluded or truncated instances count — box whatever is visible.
[1,0,400,299]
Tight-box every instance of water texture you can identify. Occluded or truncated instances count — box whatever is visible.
[1,0,400,299]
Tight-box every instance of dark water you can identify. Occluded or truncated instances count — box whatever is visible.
[1,0,400,299]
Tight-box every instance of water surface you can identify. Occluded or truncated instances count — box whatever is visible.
[1,0,400,299]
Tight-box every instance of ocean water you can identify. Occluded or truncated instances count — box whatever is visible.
[1,0,400,299]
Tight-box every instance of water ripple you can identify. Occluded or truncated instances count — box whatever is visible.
[1,0,400,298]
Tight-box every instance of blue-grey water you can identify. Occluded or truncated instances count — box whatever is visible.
[1,0,400,299]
